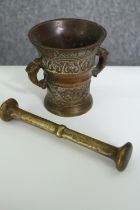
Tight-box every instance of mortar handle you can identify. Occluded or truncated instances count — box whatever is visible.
[93,47,109,77]
[26,57,47,89]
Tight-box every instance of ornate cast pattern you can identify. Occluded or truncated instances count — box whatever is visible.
[39,47,96,59]
[43,57,94,74]
[41,48,96,74]
[47,82,90,106]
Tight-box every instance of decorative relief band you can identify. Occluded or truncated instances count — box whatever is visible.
[47,81,90,106]
[43,57,94,74]
[40,47,96,59]
[40,47,97,74]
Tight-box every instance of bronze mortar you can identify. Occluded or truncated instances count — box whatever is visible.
[26,18,108,116]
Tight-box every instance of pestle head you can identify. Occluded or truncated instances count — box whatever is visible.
[0,98,18,121]
[115,142,133,171]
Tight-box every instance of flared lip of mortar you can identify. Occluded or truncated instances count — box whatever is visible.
[28,18,107,51]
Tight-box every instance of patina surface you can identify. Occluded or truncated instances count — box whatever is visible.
[26,18,108,116]
[0,98,133,171]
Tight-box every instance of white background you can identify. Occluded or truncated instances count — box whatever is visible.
[0,66,139,210]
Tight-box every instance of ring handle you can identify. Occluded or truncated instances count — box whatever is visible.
[92,47,109,77]
[25,57,47,89]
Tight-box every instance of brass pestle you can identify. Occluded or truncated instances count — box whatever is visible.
[0,98,133,171]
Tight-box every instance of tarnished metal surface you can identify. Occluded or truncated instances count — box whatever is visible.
[0,98,133,171]
[25,18,108,116]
